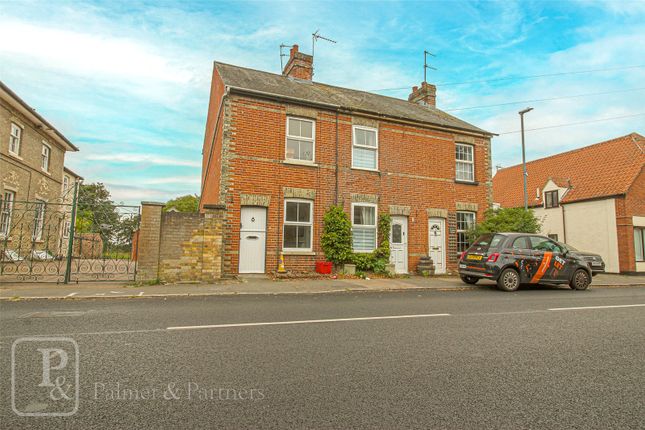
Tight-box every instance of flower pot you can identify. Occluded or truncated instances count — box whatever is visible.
[343,263,356,275]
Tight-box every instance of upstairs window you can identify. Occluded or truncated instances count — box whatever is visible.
[283,199,313,251]
[41,143,51,172]
[456,143,474,182]
[352,203,377,252]
[352,126,378,170]
[456,211,476,253]
[544,190,559,208]
[286,117,315,162]
[9,123,21,155]
[0,191,15,237]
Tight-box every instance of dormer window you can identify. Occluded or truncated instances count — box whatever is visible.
[544,190,559,208]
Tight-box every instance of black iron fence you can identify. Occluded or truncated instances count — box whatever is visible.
[0,192,140,283]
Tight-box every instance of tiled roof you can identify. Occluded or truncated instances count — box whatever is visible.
[493,133,645,207]
[215,62,491,136]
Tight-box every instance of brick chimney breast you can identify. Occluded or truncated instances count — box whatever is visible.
[282,44,314,81]
[408,82,436,108]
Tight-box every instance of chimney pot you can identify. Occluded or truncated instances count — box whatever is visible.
[408,82,437,108]
[283,44,313,81]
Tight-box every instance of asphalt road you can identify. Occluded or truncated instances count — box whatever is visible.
[1,286,644,429]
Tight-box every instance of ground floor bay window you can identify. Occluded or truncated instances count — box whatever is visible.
[283,199,313,252]
[352,203,377,252]
[456,211,476,253]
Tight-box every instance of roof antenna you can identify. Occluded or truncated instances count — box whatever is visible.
[280,44,290,71]
[312,30,337,76]
[424,50,437,84]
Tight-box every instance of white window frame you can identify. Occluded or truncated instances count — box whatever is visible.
[283,199,313,252]
[63,175,70,193]
[9,123,22,156]
[285,117,316,164]
[41,142,51,172]
[1,190,15,238]
[351,125,379,171]
[455,143,475,182]
[635,227,645,263]
[456,211,476,253]
[351,202,378,253]
[33,199,46,241]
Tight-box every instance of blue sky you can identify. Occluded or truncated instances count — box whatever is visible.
[1,0,643,204]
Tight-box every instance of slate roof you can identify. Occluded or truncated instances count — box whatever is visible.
[215,62,491,136]
[493,133,645,207]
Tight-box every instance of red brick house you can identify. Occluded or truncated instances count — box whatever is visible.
[493,133,645,274]
[200,45,493,275]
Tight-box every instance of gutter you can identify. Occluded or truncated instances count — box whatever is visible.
[226,86,495,139]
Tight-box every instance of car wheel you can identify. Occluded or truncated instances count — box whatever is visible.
[570,269,591,290]
[497,268,520,292]
[460,275,479,285]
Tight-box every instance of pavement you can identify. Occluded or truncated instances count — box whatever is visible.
[0,273,644,300]
[1,287,644,428]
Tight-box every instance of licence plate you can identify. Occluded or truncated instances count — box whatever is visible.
[591,262,603,267]
[459,264,467,269]
[466,254,483,261]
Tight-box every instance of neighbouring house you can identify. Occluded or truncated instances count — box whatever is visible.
[199,45,494,276]
[0,80,80,259]
[493,133,645,274]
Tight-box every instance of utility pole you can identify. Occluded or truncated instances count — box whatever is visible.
[519,107,533,211]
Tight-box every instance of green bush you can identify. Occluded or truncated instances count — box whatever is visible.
[321,207,392,274]
[321,205,353,265]
[469,207,541,241]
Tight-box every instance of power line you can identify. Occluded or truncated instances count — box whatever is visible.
[444,87,645,112]
[370,64,645,92]
[498,112,645,135]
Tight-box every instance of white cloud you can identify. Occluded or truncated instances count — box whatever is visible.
[85,153,201,167]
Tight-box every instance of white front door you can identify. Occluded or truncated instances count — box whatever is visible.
[239,207,267,274]
[390,216,408,274]
[428,218,446,274]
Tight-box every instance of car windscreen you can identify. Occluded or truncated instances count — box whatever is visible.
[470,234,506,252]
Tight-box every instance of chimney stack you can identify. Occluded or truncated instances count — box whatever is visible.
[282,44,313,81]
[408,82,436,108]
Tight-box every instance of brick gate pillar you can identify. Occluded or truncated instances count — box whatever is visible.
[201,204,226,282]
[137,201,164,281]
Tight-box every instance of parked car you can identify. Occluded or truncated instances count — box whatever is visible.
[458,233,593,291]
[557,242,605,276]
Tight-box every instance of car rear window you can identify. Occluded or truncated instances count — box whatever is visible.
[471,234,506,251]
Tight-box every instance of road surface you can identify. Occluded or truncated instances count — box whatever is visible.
[1,286,644,428]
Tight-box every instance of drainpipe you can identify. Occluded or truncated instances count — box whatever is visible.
[335,110,339,205]
[561,204,567,243]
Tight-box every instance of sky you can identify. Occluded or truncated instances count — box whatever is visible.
[1,0,644,204]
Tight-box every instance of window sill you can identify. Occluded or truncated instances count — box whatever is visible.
[282,251,316,256]
[351,167,379,173]
[454,179,478,186]
[352,249,376,254]
[282,159,318,168]
[41,169,51,176]
[8,151,23,161]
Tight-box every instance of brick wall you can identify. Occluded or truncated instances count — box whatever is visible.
[616,167,645,273]
[137,202,227,282]
[202,85,492,276]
